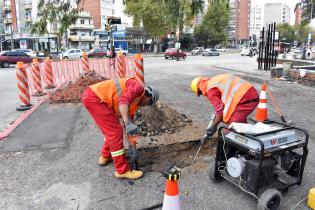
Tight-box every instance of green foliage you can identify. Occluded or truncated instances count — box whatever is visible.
[31,0,82,36]
[124,0,203,39]
[299,0,315,25]
[276,23,296,43]
[193,1,229,47]
[294,24,315,44]
[124,0,170,39]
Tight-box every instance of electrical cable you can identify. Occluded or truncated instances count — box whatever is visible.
[290,196,307,210]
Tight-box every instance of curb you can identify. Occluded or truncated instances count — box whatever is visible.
[0,100,45,141]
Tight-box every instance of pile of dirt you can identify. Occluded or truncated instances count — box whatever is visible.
[135,103,192,137]
[49,71,106,103]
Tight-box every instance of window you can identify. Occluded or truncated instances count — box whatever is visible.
[76,50,81,53]
[80,19,85,24]
[70,50,75,53]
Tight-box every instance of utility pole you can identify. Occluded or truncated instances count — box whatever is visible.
[10,25,14,50]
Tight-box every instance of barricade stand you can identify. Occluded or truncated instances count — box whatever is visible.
[134,54,144,86]
[44,57,55,89]
[31,59,45,96]
[16,62,32,111]
[82,52,90,72]
[117,52,126,78]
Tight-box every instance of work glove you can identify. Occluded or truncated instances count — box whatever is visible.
[125,120,140,136]
[201,126,217,144]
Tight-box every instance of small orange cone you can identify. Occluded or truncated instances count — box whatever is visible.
[162,167,181,210]
[255,83,268,121]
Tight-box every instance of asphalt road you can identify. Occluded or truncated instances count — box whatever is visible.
[0,54,314,210]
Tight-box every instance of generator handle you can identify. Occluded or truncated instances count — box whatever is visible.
[248,118,309,146]
[218,126,265,155]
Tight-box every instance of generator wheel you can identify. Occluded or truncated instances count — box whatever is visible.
[209,163,222,183]
[258,188,282,210]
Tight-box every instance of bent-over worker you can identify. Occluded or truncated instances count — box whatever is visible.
[191,74,259,140]
[82,78,159,180]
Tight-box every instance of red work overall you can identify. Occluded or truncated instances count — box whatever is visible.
[82,78,144,174]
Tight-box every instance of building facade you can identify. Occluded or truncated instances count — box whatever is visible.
[68,12,95,50]
[80,0,132,30]
[264,2,290,26]
[235,0,251,43]
[249,2,263,43]
[294,4,302,25]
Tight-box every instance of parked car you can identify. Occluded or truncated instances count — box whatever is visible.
[240,48,256,56]
[191,47,204,55]
[164,48,186,59]
[106,48,128,57]
[12,49,37,57]
[201,48,220,56]
[216,48,226,52]
[59,49,83,59]
[128,48,140,54]
[88,48,107,58]
[0,51,42,68]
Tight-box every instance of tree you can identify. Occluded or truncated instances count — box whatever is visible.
[294,24,315,45]
[124,0,170,52]
[31,0,83,50]
[276,23,296,43]
[193,1,229,47]
[299,0,315,25]
[163,0,204,39]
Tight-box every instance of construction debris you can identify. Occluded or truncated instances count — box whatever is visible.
[49,71,107,103]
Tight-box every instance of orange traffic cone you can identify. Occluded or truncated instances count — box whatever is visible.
[162,167,181,210]
[255,83,268,121]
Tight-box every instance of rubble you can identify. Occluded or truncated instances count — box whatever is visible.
[49,71,107,103]
[135,103,192,137]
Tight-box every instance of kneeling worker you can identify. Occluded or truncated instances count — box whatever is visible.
[82,78,159,180]
[191,74,259,140]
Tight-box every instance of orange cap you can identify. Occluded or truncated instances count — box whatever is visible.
[16,61,24,69]
[32,59,39,64]
[165,180,179,196]
[135,54,142,59]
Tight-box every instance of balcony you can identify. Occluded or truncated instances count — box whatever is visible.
[69,24,95,30]
[4,18,12,24]
[3,5,11,11]
[24,3,32,10]
[69,35,95,42]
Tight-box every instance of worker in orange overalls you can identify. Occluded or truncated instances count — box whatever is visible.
[191,74,259,140]
[82,78,159,180]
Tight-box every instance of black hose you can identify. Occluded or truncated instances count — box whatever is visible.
[138,203,163,210]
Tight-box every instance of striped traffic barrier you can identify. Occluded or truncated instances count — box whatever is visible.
[44,57,55,89]
[117,52,126,78]
[134,54,144,86]
[31,59,45,96]
[82,52,90,72]
[16,62,32,111]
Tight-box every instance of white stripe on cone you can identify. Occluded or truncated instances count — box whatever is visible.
[162,194,181,210]
[258,103,267,109]
[259,91,267,99]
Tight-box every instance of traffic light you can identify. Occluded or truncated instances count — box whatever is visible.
[105,24,110,32]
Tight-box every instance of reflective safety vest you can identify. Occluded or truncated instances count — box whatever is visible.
[199,74,253,123]
[89,78,144,116]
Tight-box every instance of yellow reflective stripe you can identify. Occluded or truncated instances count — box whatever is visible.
[223,79,245,116]
[114,79,122,97]
[111,149,125,157]
[222,75,235,104]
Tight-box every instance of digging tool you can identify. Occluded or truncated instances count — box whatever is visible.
[192,114,216,163]
[266,86,292,124]
[127,134,139,170]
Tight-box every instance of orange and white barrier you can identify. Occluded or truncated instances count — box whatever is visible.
[43,57,55,89]
[134,54,144,86]
[16,62,32,111]
[117,52,126,78]
[162,179,181,210]
[82,52,90,72]
[255,83,268,121]
[31,59,45,96]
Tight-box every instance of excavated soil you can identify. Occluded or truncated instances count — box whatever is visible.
[128,103,217,172]
[49,71,107,103]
